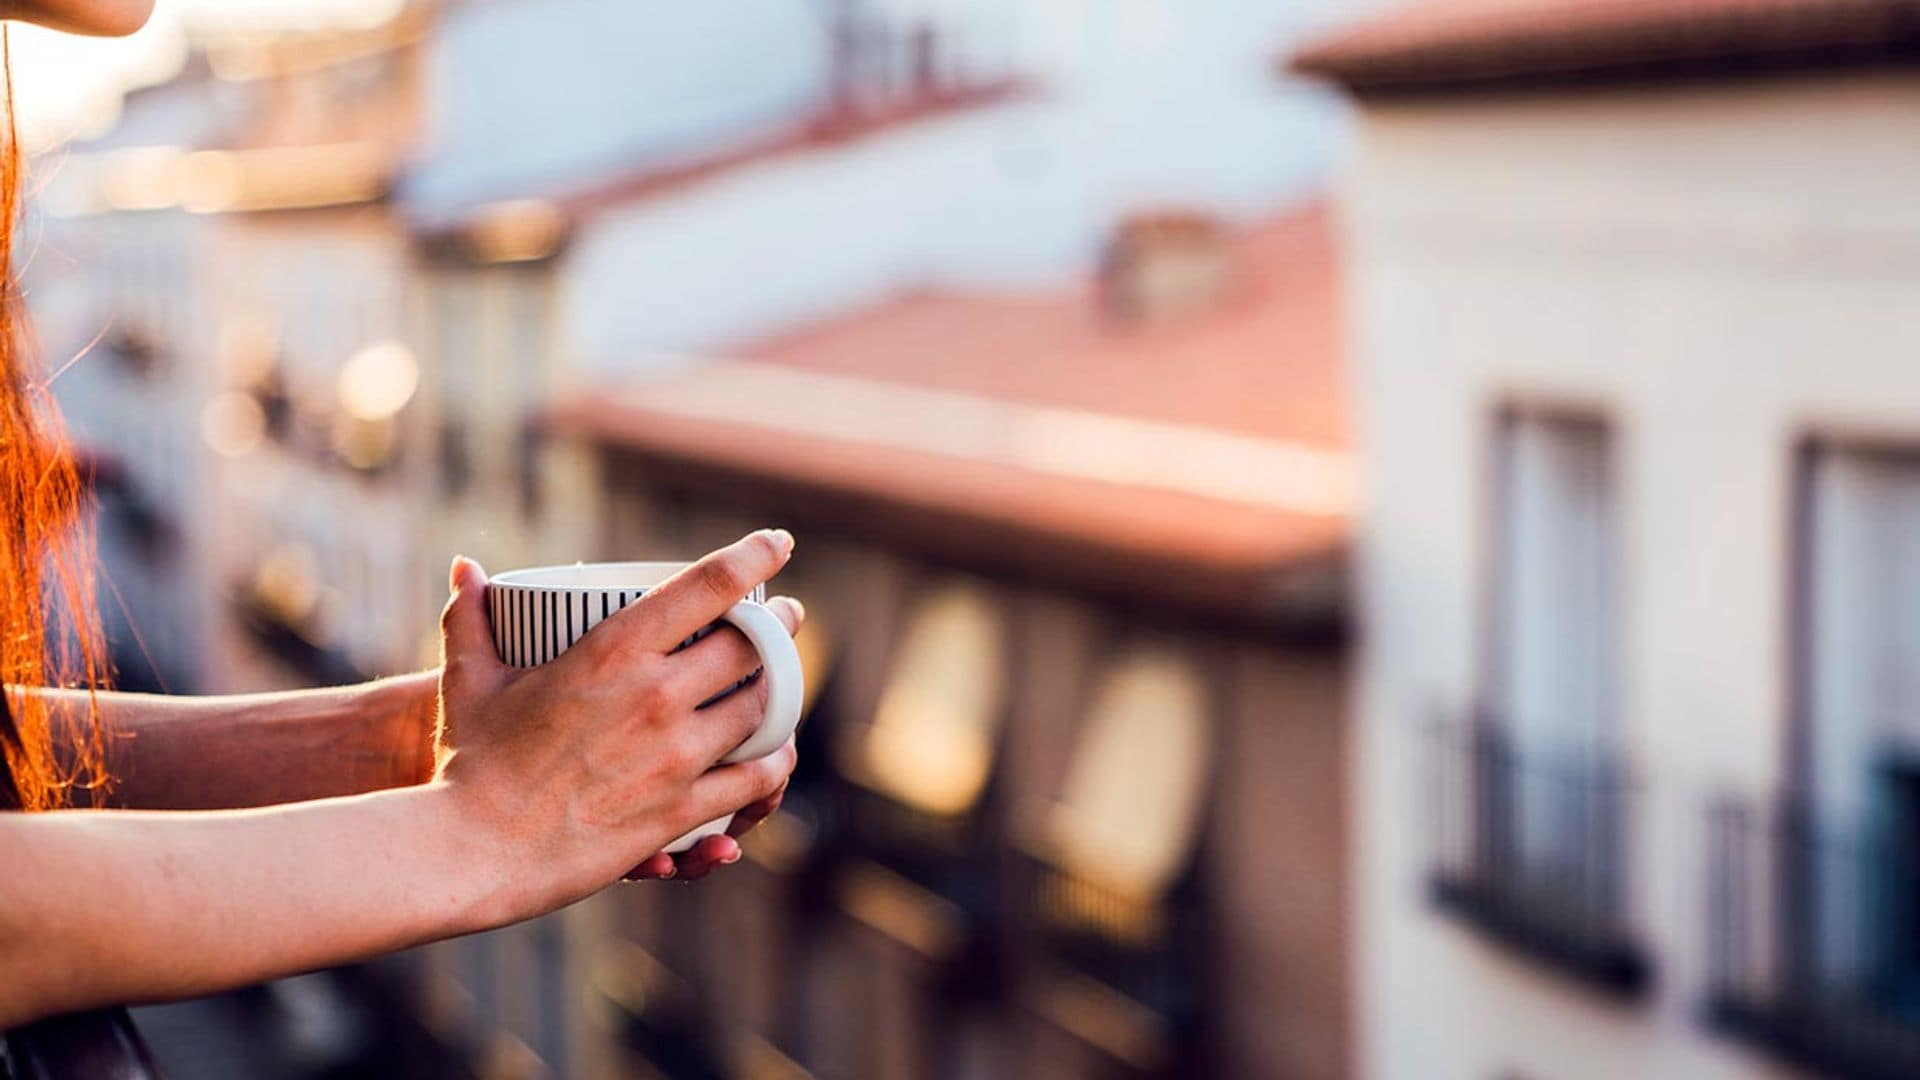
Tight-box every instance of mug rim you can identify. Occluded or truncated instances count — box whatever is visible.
[489,560,691,592]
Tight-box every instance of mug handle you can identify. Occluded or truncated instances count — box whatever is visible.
[715,598,805,764]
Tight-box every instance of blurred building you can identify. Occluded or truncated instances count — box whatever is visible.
[37,8,440,692]
[402,0,1022,597]
[28,2,1364,1076]
[397,8,1030,1076]
[1296,1,1920,1076]
[33,52,263,692]
[518,204,1353,1078]
[200,10,439,692]
[37,0,1024,694]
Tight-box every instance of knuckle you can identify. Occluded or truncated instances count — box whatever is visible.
[634,674,679,720]
[594,627,648,669]
[655,739,697,779]
[752,769,785,801]
[756,746,797,792]
[663,792,699,828]
[698,554,751,603]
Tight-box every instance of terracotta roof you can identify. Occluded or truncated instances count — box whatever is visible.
[1290,0,1920,95]
[549,205,1351,630]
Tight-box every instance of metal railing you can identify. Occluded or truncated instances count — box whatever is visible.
[1018,842,1206,1068]
[1705,795,1920,1078]
[1424,714,1651,994]
[3,1009,163,1080]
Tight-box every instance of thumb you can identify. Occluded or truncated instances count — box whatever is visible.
[440,555,503,696]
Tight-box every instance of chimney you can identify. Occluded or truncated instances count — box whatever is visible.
[1099,211,1232,325]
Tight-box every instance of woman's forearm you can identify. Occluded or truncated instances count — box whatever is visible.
[40,673,439,809]
[0,782,518,1028]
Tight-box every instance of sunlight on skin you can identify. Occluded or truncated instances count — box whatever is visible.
[2,0,152,37]
[5,0,403,150]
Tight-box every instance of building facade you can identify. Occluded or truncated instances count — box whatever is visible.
[1297,2,1920,1076]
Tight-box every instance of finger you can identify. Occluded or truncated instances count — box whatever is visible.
[665,595,803,710]
[581,530,793,661]
[672,834,741,883]
[440,556,506,702]
[621,852,676,882]
[674,673,773,771]
[682,738,798,825]
[726,782,787,839]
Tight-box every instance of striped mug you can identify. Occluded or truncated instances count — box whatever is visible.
[487,561,805,853]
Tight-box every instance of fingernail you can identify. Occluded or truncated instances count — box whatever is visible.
[766,528,794,557]
[720,847,742,865]
[660,863,676,879]
[448,555,466,593]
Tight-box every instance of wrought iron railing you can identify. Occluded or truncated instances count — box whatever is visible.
[1017,842,1206,1074]
[3,1009,163,1080]
[1705,795,1920,1078]
[1424,714,1650,995]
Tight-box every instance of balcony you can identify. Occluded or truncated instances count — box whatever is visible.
[1424,715,1651,997]
[3,1009,161,1080]
[1015,839,1207,1075]
[1705,791,1920,1078]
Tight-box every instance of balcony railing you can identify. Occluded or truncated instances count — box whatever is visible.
[3,1009,163,1080]
[1016,841,1206,1074]
[1424,715,1651,996]
[1705,794,1920,1078]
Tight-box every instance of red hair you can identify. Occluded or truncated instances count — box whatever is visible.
[0,27,108,812]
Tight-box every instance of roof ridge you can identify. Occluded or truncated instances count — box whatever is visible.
[1290,0,1920,95]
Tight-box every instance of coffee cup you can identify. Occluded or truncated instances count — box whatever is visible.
[487,561,804,853]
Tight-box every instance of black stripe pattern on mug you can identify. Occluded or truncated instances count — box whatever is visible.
[488,580,769,668]
[490,586,648,668]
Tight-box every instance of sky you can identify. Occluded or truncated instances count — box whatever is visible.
[9,0,404,151]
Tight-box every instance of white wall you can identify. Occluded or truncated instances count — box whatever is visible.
[1346,72,1920,1080]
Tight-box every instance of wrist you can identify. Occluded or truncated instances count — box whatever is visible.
[367,671,441,788]
[408,779,535,936]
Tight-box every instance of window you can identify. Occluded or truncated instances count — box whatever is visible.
[1798,444,1920,1004]
[1706,442,1920,1074]
[1489,411,1619,878]
[1044,646,1210,911]
[846,583,1007,818]
[1428,408,1644,994]
[432,275,483,499]
[1804,445,1920,840]
[1019,645,1213,1070]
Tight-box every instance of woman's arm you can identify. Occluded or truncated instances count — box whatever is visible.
[0,533,802,1029]
[0,783,493,1025]
[38,673,440,810]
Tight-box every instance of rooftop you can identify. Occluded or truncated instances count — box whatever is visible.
[549,205,1350,631]
[1290,0,1920,96]
[411,80,1024,265]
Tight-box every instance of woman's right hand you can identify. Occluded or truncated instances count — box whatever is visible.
[431,530,802,924]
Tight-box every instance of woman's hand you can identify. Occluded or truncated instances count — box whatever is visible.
[0,531,805,1026]
[433,530,803,919]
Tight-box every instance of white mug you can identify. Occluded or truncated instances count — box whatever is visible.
[487,561,805,853]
